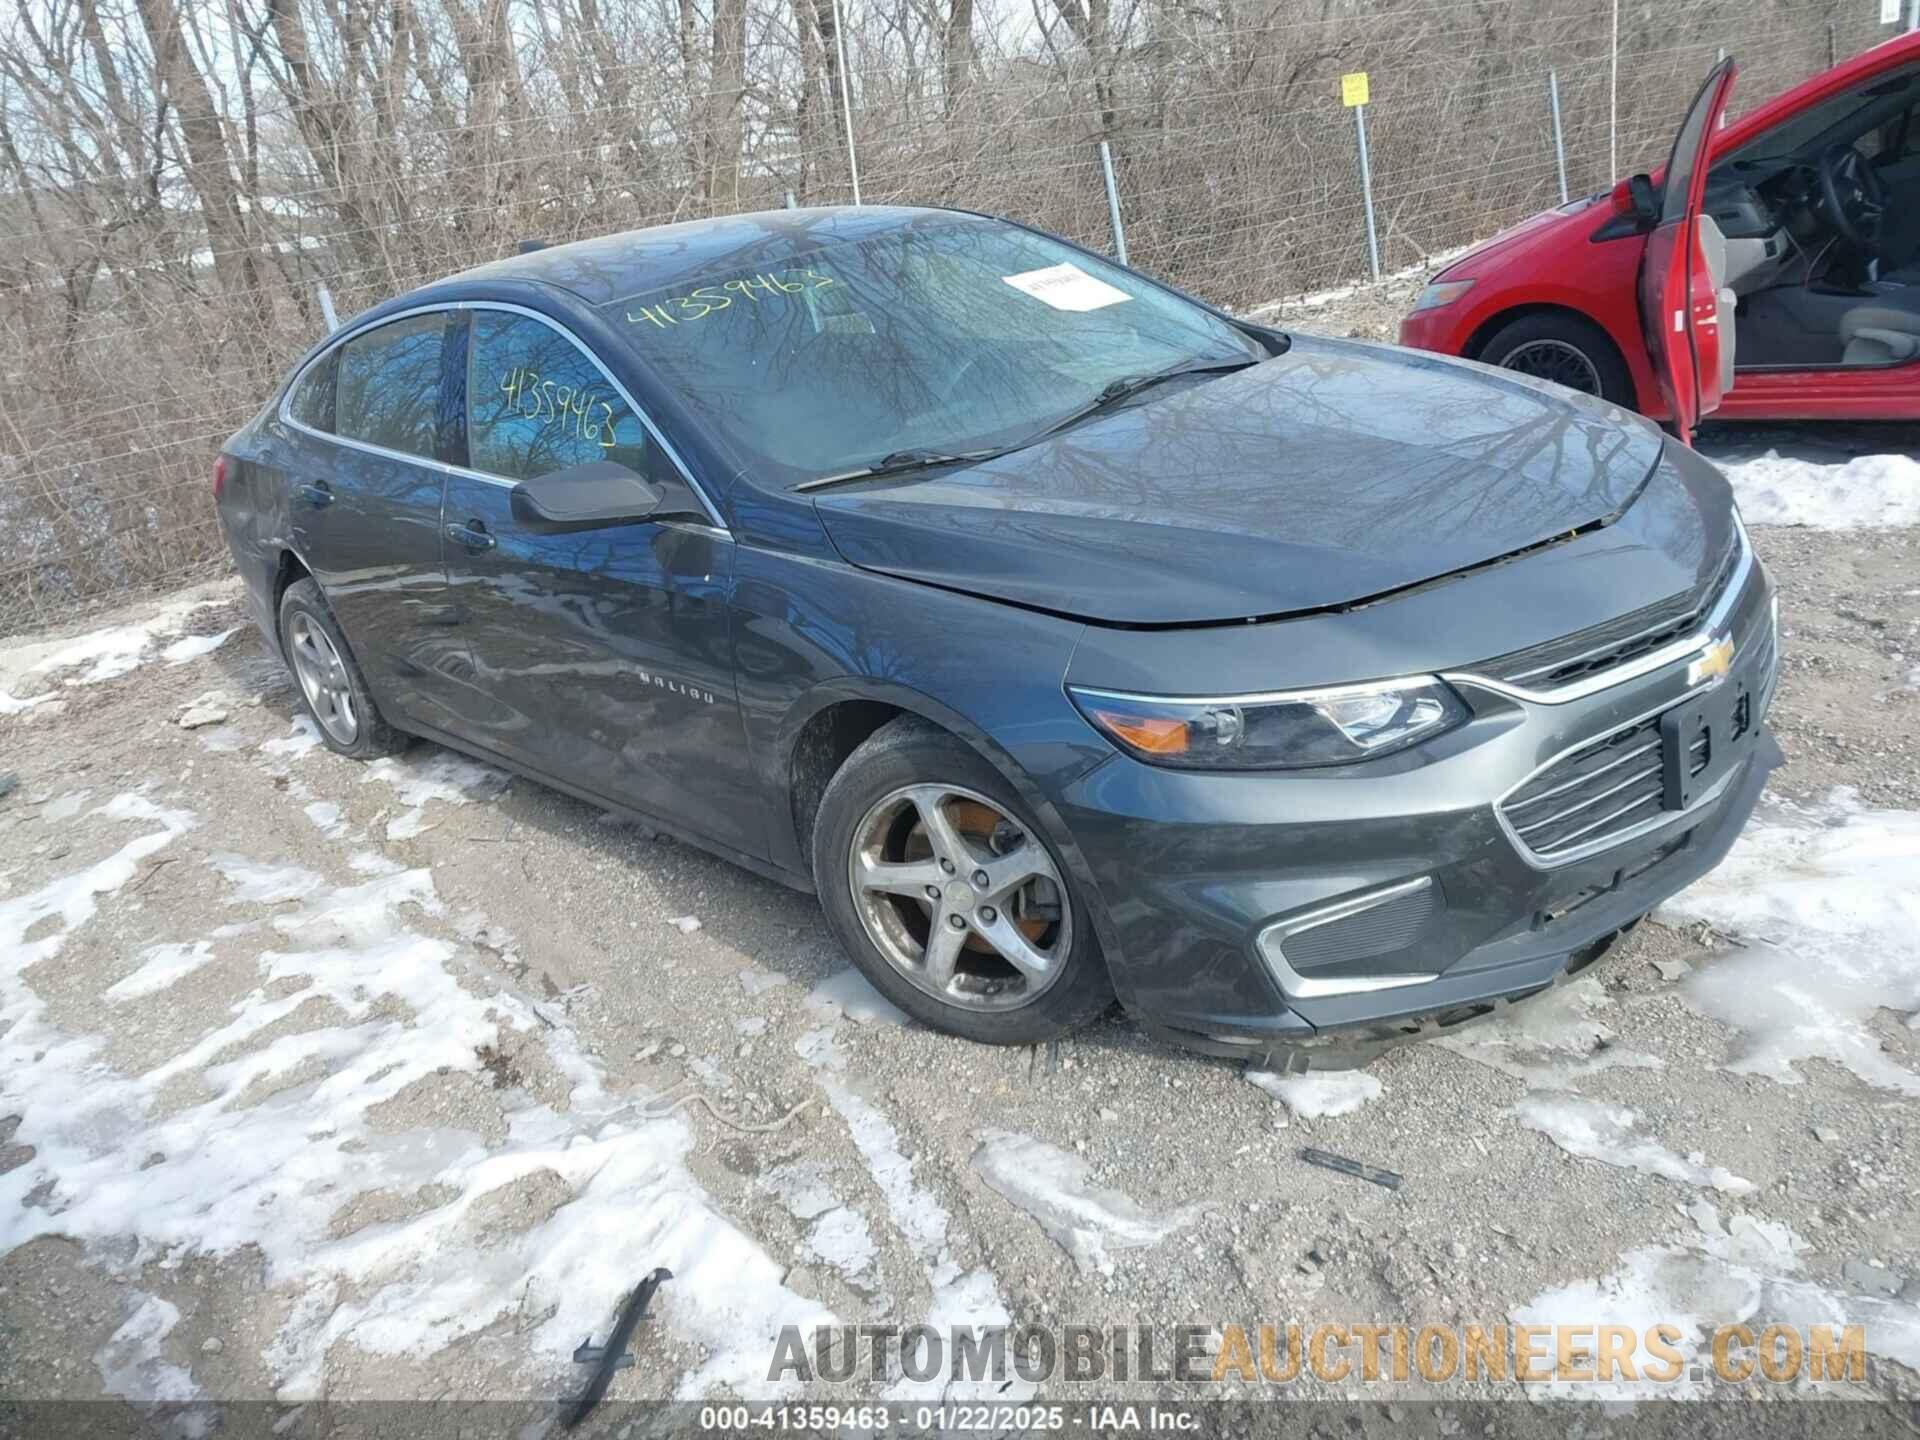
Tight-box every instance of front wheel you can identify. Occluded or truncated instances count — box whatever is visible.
[1479,313,1635,407]
[811,718,1113,1044]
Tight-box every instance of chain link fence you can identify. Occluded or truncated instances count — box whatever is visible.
[0,0,1901,635]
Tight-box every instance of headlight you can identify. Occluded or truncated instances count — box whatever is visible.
[1069,678,1469,770]
[1411,279,1475,313]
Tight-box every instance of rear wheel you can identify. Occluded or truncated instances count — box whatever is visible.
[277,577,407,760]
[1479,313,1634,407]
[812,719,1112,1044]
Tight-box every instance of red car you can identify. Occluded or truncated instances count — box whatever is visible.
[1399,31,1920,443]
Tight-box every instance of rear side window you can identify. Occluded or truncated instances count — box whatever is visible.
[466,311,662,483]
[287,350,337,433]
[336,313,448,460]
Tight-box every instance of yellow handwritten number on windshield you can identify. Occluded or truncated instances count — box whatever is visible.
[628,270,834,329]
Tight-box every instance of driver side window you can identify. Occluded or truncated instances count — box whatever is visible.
[466,311,685,501]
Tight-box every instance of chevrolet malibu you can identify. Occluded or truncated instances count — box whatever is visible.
[215,206,1780,1067]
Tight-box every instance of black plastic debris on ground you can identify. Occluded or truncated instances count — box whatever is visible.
[1300,1147,1403,1190]
[563,1267,672,1429]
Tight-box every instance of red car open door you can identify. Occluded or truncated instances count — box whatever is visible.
[1637,59,1737,444]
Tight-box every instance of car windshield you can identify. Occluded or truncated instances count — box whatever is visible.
[597,215,1265,485]
[1724,68,1916,166]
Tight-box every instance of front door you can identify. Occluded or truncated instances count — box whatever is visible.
[1637,59,1738,445]
[284,310,471,732]
[439,307,762,856]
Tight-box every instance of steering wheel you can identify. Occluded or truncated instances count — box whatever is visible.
[1817,142,1886,249]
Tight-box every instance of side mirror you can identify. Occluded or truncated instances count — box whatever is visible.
[1612,173,1659,224]
[512,460,661,526]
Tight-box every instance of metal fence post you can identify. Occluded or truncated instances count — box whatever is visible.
[1608,0,1620,180]
[1352,103,1381,282]
[1546,70,1569,205]
[1097,141,1128,266]
[316,284,339,334]
[831,0,861,204]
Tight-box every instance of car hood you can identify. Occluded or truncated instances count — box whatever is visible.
[811,336,1666,627]
[1436,197,1601,279]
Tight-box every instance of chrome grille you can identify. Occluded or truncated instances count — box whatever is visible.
[1500,716,1669,861]
[1475,537,1743,691]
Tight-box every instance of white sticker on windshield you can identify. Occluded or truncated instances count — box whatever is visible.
[1000,263,1132,312]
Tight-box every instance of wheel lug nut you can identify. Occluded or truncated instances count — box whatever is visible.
[939,859,955,875]
[979,905,997,924]
[947,914,966,930]
[925,885,941,900]
[972,869,990,888]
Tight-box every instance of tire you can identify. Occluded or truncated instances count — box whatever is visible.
[276,577,408,760]
[1478,312,1635,407]
[811,717,1113,1044]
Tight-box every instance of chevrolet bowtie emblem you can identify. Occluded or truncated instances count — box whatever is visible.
[1688,634,1735,686]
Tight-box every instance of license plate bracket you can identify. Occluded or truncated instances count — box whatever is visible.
[1661,677,1754,811]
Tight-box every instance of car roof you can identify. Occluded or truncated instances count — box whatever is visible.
[440,204,967,308]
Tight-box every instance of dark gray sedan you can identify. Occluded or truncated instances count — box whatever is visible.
[215,206,1779,1067]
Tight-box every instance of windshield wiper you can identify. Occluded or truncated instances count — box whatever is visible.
[794,354,1259,493]
[795,447,997,492]
[1021,355,1261,447]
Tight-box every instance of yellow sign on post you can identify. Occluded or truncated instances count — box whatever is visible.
[1341,71,1370,108]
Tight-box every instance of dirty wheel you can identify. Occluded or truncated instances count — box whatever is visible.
[814,718,1112,1044]
[276,577,408,760]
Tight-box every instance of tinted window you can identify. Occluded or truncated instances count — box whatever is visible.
[336,313,448,460]
[467,312,660,483]
[287,350,337,433]
[596,216,1262,485]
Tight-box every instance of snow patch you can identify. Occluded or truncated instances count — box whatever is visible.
[0,805,831,1401]
[42,789,91,823]
[970,1130,1205,1276]
[106,941,217,1003]
[1513,1095,1753,1194]
[161,629,239,666]
[5,594,234,688]
[260,716,322,762]
[364,749,509,839]
[1436,977,1662,1091]
[797,1027,1024,1402]
[1515,1199,1917,1400]
[803,1205,878,1284]
[1715,449,1920,530]
[209,854,328,906]
[805,967,910,1028]
[1657,789,1920,1094]
[1246,1068,1383,1118]
[95,1293,203,1408]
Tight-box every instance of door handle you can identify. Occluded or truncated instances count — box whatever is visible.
[447,519,496,552]
[298,481,333,508]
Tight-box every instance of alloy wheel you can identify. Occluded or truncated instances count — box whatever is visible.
[286,611,359,745]
[1496,338,1603,395]
[846,783,1072,1012]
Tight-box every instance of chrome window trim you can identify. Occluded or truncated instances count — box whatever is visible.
[1445,519,1754,706]
[277,300,730,534]
[1254,877,1439,999]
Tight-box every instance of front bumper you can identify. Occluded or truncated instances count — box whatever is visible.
[1053,559,1780,1064]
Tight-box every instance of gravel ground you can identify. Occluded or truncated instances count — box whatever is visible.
[2,284,1917,1434]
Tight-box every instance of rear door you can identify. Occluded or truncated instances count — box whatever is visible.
[284,310,471,732]
[1637,58,1738,444]
[439,306,762,855]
